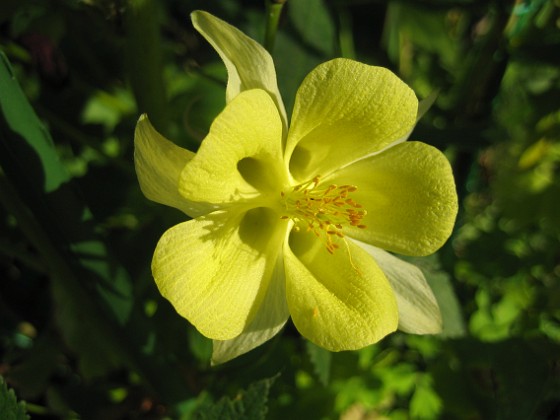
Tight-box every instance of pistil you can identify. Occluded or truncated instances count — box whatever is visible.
[280,176,367,253]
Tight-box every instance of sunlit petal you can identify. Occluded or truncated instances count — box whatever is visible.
[286,58,417,181]
[327,141,458,256]
[212,255,289,364]
[152,208,286,340]
[284,229,398,351]
[179,89,286,206]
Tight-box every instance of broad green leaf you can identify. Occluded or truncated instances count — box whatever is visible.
[195,376,278,420]
[187,328,213,364]
[410,374,442,419]
[443,338,554,420]
[0,376,29,420]
[71,240,133,326]
[49,275,124,379]
[273,30,324,116]
[306,341,332,386]
[288,0,336,57]
[124,0,168,132]
[0,52,68,193]
[0,52,123,378]
[4,333,60,400]
[0,52,189,397]
[385,3,458,68]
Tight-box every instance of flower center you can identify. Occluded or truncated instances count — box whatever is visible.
[280,176,367,253]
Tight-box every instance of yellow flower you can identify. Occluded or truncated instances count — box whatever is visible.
[134,11,458,364]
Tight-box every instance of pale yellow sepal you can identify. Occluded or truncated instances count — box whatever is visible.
[212,256,289,364]
[393,90,440,145]
[417,90,439,123]
[284,230,398,351]
[179,89,286,206]
[191,10,288,133]
[357,242,442,334]
[286,58,417,181]
[134,114,212,218]
[328,141,458,256]
[152,208,286,340]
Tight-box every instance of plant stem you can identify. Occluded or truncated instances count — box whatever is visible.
[124,0,168,134]
[336,5,356,59]
[264,0,287,53]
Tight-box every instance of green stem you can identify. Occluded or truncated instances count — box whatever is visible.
[337,5,356,59]
[0,168,64,278]
[264,0,287,53]
[124,0,168,134]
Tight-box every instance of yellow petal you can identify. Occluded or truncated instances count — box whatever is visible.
[191,11,287,133]
[134,114,212,217]
[152,207,287,340]
[357,242,442,334]
[286,58,417,181]
[328,141,458,256]
[284,229,398,351]
[179,89,286,205]
[212,255,289,364]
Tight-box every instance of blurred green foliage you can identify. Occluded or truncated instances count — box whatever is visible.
[0,376,29,419]
[0,0,559,418]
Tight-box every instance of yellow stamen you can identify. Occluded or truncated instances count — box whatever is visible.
[280,176,367,253]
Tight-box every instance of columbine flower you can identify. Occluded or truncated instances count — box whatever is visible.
[134,11,458,364]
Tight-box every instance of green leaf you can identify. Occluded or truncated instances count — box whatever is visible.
[0,376,29,420]
[306,340,332,386]
[0,52,190,399]
[0,52,68,193]
[0,51,128,379]
[195,376,278,420]
[71,240,133,326]
[288,0,336,57]
[124,0,168,133]
[4,334,60,400]
[410,374,442,419]
[440,338,555,420]
[273,31,321,115]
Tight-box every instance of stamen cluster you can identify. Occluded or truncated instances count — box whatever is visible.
[281,176,367,253]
